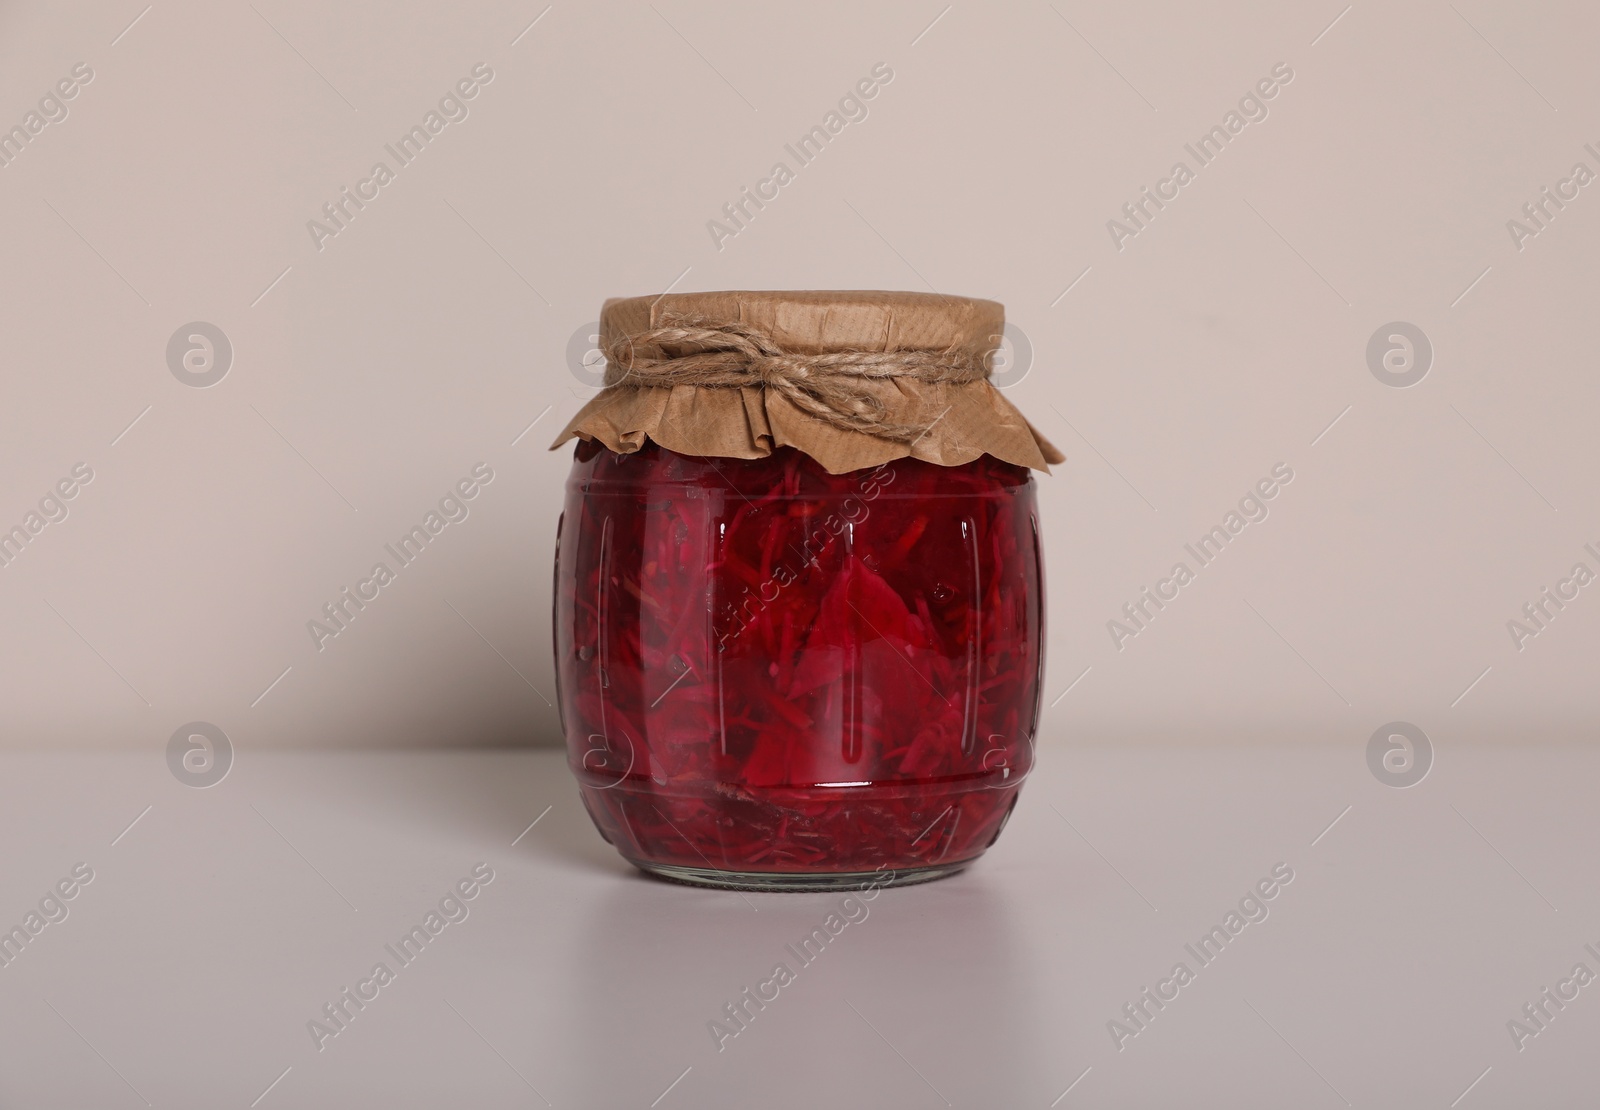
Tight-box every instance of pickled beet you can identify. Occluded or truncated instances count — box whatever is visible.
[554,441,1044,878]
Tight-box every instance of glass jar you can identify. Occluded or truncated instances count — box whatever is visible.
[554,439,1044,890]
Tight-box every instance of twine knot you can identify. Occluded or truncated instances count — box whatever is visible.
[602,315,991,443]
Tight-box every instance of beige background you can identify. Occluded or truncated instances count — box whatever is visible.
[2,0,1595,751]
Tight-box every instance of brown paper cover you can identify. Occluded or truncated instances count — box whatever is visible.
[551,290,1063,475]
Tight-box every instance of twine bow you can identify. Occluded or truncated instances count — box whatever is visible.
[602,315,992,443]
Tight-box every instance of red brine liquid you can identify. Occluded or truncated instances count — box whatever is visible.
[554,441,1044,887]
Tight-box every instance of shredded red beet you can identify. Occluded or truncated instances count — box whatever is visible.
[554,441,1043,875]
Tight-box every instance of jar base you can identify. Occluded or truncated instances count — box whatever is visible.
[629,860,967,892]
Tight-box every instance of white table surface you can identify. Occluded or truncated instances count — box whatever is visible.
[0,739,1593,1109]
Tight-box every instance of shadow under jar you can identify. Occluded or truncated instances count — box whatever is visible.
[551,290,1059,891]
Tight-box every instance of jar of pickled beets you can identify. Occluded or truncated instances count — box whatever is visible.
[552,291,1061,890]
